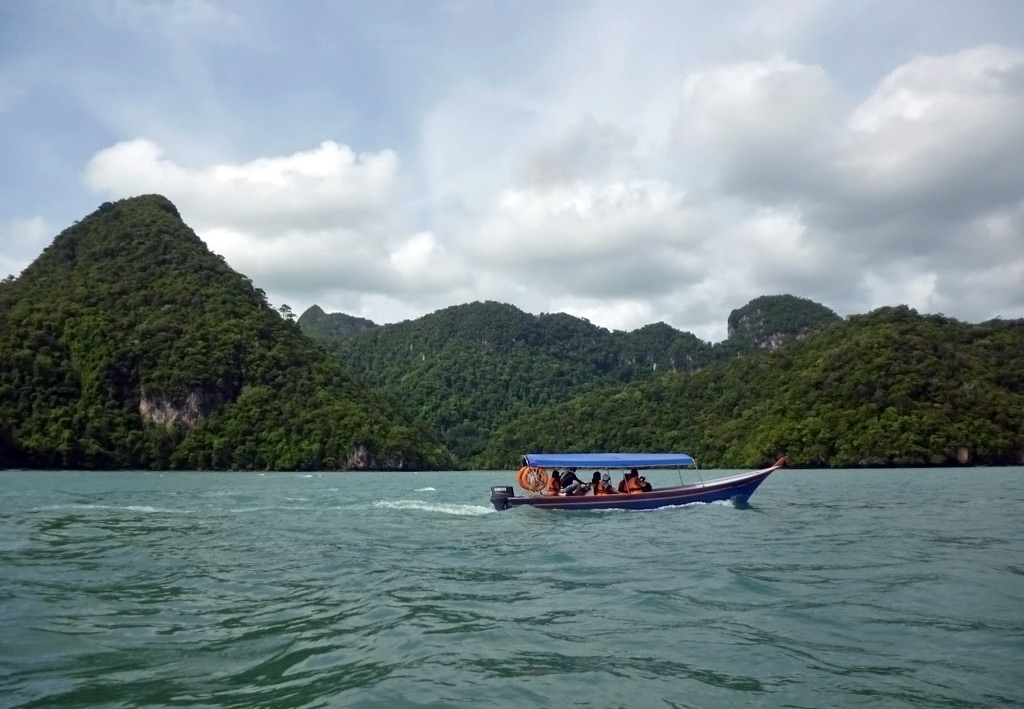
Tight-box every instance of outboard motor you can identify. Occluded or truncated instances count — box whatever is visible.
[490,486,514,511]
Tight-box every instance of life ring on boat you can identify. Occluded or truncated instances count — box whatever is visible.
[517,466,548,492]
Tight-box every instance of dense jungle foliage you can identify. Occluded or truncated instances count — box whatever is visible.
[297,305,378,339]
[303,295,842,461]
[728,295,840,345]
[4,196,1020,472]
[473,307,1024,469]
[0,195,453,470]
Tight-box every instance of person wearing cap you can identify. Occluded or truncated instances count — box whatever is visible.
[593,472,617,495]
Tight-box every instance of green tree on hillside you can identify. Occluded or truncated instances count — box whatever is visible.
[301,295,843,462]
[0,195,453,470]
[473,307,1024,469]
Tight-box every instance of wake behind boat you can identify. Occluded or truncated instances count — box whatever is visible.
[490,453,785,511]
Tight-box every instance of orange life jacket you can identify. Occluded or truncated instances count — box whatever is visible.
[595,480,613,495]
[625,477,644,494]
[547,477,561,496]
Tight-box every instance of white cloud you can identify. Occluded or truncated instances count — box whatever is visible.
[550,298,657,333]
[676,45,1024,232]
[668,46,1024,326]
[0,217,51,279]
[471,180,695,262]
[465,179,707,299]
[83,139,470,307]
[3,0,1023,339]
[682,55,839,149]
[523,116,638,186]
[859,267,939,315]
[84,139,399,234]
[74,42,1024,337]
[839,45,1024,219]
[420,84,545,212]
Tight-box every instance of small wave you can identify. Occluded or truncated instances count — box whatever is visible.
[124,505,187,514]
[580,499,737,514]
[373,500,494,516]
[650,499,737,511]
[228,506,313,513]
[414,487,436,492]
[33,504,189,514]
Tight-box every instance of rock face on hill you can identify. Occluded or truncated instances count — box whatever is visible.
[727,294,841,350]
[297,305,378,339]
[0,195,453,470]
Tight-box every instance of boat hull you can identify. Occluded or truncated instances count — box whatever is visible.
[491,467,776,511]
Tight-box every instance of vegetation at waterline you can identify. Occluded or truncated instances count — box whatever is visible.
[302,295,836,461]
[473,306,1024,469]
[0,195,453,470]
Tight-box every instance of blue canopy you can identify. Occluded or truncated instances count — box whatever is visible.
[522,452,695,469]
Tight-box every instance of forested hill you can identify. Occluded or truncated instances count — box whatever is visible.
[297,305,378,339]
[728,295,840,349]
[474,307,1024,469]
[300,296,839,461]
[0,195,453,470]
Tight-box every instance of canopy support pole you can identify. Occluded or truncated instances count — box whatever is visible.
[691,463,705,487]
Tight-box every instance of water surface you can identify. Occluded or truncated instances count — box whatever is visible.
[1,468,1022,708]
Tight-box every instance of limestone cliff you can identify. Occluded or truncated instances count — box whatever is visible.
[727,294,841,350]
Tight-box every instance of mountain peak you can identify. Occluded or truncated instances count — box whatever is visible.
[298,305,378,340]
[0,199,452,470]
[727,294,840,349]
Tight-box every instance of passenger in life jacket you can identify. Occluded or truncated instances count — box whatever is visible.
[624,470,645,494]
[594,472,617,495]
[589,471,601,494]
[547,470,562,496]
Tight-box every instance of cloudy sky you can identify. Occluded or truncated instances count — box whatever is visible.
[2,1,1023,340]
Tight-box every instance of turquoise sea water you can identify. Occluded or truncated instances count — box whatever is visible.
[1,468,1022,708]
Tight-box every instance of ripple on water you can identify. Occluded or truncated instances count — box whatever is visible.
[0,468,1022,708]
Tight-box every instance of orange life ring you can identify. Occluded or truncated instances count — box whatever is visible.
[517,465,548,492]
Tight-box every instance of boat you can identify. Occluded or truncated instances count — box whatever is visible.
[489,453,785,511]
